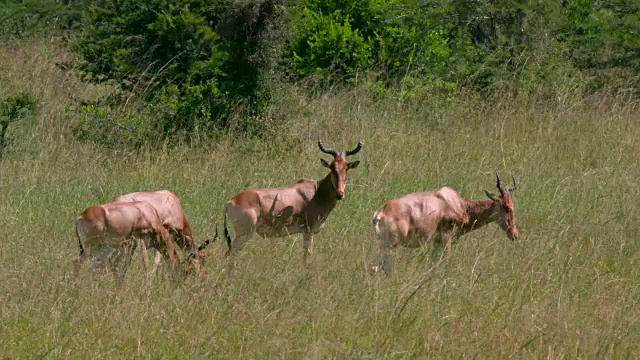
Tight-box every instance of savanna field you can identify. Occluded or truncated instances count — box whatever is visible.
[1,40,639,358]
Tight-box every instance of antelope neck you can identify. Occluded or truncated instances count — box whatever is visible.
[314,172,339,206]
[461,199,495,234]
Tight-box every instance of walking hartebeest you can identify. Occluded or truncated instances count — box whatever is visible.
[74,201,178,277]
[371,173,519,274]
[223,137,363,264]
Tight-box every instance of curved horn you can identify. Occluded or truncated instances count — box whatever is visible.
[495,172,505,196]
[505,176,517,193]
[318,136,338,157]
[345,139,363,156]
[198,227,218,251]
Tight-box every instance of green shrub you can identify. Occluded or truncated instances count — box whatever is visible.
[0,0,82,38]
[289,8,374,83]
[67,0,639,146]
[73,0,286,141]
[0,92,37,159]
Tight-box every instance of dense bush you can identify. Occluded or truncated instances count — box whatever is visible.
[0,92,37,158]
[0,0,83,38]
[287,0,639,94]
[286,0,459,88]
[73,0,285,139]
[29,0,636,144]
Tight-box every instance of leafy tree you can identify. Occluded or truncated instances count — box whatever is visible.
[74,0,286,138]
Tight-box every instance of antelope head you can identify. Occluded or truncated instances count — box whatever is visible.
[484,172,519,241]
[318,137,363,200]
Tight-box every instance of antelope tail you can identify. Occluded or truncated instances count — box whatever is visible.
[75,221,85,256]
[223,207,232,253]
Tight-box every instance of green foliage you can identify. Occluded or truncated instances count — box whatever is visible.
[0,92,36,122]
[373,0,465,91]
[74,0,285,139]
[0,0,83,38]
[286,0,479,90]
[563,1,639,70]
[561,0,640,92]
[0,92,37,158]
[75,0,225,135]
[52,0,640,144]
[286,0,639,96]
[289,8,374,83]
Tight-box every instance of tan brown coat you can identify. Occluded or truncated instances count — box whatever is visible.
[224,138,363,264]
[371,173,519,274]
[111,190,195,253]
[74,200,177,277]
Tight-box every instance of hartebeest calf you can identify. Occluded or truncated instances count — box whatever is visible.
[371,173,519,274]
[74,200,177,277]
[223,137,363,264]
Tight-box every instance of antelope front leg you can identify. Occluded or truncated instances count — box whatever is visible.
[442,229,455,260]
[120,242,137,278]
[303,232,313,266]
[136,238,158,283]
[110,246,132,280]
[158,227,181,265]
[166,237,178,263]
[137,238,150,273]
[379,241,394,275]
[147,249,163,278]
[432,229,454,262]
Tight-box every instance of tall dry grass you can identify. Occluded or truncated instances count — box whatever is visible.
[1,38,639,358]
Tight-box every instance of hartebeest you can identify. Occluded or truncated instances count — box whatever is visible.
[371,173,519,274]
[112,190,218,274]
[74,200,178,277]
[223,137,363,264]
[111,190,196,256]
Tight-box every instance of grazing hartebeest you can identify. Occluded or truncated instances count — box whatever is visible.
[111,190,196,255]
[74,201,178,277]
[223,137,363,264]
[371,173,519,274]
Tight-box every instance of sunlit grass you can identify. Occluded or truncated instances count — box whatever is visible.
[1,39,639,358]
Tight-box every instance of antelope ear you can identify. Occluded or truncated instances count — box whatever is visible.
[484,190,499,201]
[320,159,331,168]
[348,161,360,169]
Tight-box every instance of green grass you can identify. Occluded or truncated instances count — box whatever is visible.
[1,39,639,358]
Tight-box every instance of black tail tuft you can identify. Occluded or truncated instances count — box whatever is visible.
[76,222,85,256]
[223,210,232,253]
